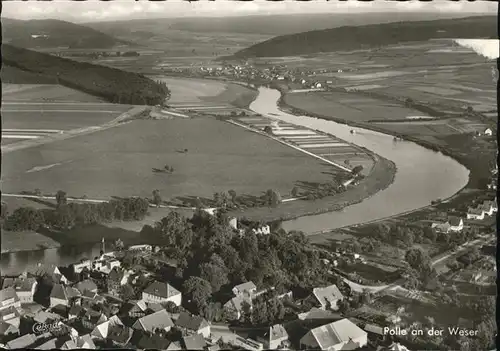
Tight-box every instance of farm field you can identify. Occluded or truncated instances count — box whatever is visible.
[1,102,134,145]
[1,117,333,202]
[156,76,257,111]
[283,91,421,122]
[2,83,105,103]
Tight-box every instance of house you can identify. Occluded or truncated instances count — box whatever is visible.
[182,334,207,350]
[175,311,210,338]
[75,280,98,294]
[68,305,84,321]
[2,277,38,304]
[232,281,257,296]
[132,309,174,334]
[5,333,38,350]
[315,82,322,89]
[257,324,289,349]
[252,225,271,235]
[128,300,148,318]
[298,307,341,321]
[310,284,344,310]
[228,217,238,230]
[364,323,386,342]
[431,222,451,233]
[0,288,21,311]
[479,200,496,215]
[467,207,485,220]
[49,284,81,307]
[82,310,108,330]
[128,244,153,252]
[387,342,411,351]
[136,332,172,350]
[0,319,20,337]
[91,315,124,339]
[107,324,133,347]
[484,128,493,136]
[300,318,368,351]
[73,260,92,274]
[448,216,464,232]
[142,281,182,306]
[33,310,61,324]
[234,336,264,351]
[53,266,71,285]
[61,334,96,349]
[223,294,253,320]
[107,267,125,296]
[93,258,121,274]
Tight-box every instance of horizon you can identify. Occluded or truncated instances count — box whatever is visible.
[2,0,495,23]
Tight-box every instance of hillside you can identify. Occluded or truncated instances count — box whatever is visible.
[2,18,128,49]
[87,12,468,36]
[2,44,170,105]
[227,16,497,59]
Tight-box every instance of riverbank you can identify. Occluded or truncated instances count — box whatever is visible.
[228,155,396,222]
[277,92,482,224]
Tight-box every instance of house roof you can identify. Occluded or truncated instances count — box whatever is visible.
[76,280,98,294]
[468,207,484,215]
[389,342,411,351]
[33,310,61,324]
[224,294,252,312]
[143,281,180,299]
[233,281,257,294]
[267,324,288,341]
[50,284,67,300]
[0,306,20,319]
[108,267,125,282]
[133,310,174,333]
[146,302,164,313]
[130,300,148,313]
[183,334,207,350]
[166,341,182,351]
[2,277,36,292]
[313,284,344,307]
[137,333,171,350]
[0,287,19,303]
[175,312,209,331]
[304,318,367,349]
[298,307,340,320]
[36,337,59,350]
[77,334,96,349]
[107,324,133,344]
[364,323,384,335]
[6,333,38,349]
[69,305,84,317]
[448,216,462,226]
[0,320,19,336]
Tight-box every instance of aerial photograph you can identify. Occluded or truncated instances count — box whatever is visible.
[0,0,497,350]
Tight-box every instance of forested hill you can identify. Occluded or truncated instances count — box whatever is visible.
[2,18,127,49]
[226,16,496,59]
[2,44,170,105]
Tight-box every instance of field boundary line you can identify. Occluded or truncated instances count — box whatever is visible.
[227,119,352,172]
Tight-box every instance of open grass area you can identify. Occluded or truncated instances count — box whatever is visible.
[2,117,333,202]
[1,230,61,254]
[1,102,133,131]
[284,91,421,122]
[2,84,105,103]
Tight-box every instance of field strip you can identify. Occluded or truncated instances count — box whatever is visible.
[2,109,120,113]
[1,102,124,106]
[3,129,62,133]
[227,120,352,172]
[1,107,147,154]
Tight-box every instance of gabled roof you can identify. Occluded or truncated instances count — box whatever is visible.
[166,341,182,351]
[69,305,84,317]
[364,323,384,335]
[175,312,209,331]
[50,284,68,300]
[143,281,181,299]
[75,280,98,294]
[0,306,20,320]
[108,267,125,282]
[2,277,37,292]
[467,207,484,215]
[0,320,19,336]
[303,318,367,349]
[448,216,462,226]
[233,281,257,294]
[146,302,164,313]
[6,333,38,349]
[183,334,207,350]
[136,333,171,350]
[0,287,19,303]
[298,307,341,321]
[107,324,133,345]
[33,310,61,324]
[313,284,344,306]
[129,300,148,313]
[77,334,96,349]
[389,342,411,351]
[133,310,174,333]
[267,324,288,341]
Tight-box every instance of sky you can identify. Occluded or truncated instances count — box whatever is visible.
[2,0,496,23]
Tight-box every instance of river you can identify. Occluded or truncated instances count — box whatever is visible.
[249,87,470,233]
[0,87,470,275]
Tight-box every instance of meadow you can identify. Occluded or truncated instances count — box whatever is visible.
[2,117,333,202]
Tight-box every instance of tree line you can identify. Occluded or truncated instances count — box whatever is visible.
[2,193,149,232]
[3,44,170,106]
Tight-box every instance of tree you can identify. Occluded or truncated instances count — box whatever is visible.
[183,277,213,311]
[351,165,363,175]
[200,262,229,292]
[5,207,44,231]
[291,187,299,198]
[228,190,237,203]
[55,190,67,208]
[263,126,273,134]
[152,190,162,208]
[405,248,431,271]
[0,202,7,219]
[119,284,136,300]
